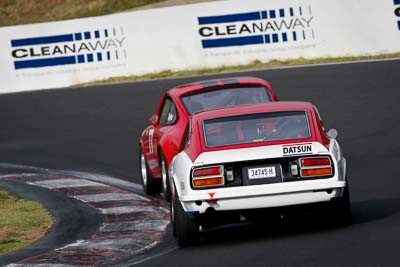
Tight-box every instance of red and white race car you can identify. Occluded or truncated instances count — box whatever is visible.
[169,101,351,247]
[139,77,277,200]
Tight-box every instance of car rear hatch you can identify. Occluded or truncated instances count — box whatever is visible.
[191,142,334,190]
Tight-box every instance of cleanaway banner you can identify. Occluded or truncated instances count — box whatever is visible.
[0,0,399,93]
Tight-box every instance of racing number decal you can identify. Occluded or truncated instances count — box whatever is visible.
[148,129,154,153]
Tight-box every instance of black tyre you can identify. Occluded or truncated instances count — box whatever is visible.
[172,186,200,247]
[139,147,160,195]
[160,151,171,202]
[331,185,352,226]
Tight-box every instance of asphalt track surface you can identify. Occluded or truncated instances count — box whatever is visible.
[0,59,400,266]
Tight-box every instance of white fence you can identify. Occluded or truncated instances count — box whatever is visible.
[0,0,399,93]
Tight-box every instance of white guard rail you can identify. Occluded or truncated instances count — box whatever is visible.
[0,0,399,93]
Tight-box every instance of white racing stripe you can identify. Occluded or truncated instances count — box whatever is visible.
[8,264,77,267]
[61,238,154,252]
[29,178,106,189]
[100,205,168,215]
[74,193,147,203]
[100,220,169,232]
[0,163,142,192]
[57,170,143,192]
[0,174,41,178]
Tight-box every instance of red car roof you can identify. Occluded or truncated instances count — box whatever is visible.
[167,76,273,98]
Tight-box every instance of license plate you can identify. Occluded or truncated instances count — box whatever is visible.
[248,166,276,179]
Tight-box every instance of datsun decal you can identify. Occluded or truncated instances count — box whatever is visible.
[282,143,313,156]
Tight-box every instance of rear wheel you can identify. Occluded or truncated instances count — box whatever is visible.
[331,185,352,226]
[160,152,171,202]
[139,148,159,195]
[173,186,200,247]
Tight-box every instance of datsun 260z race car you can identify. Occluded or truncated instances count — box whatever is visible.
[169,101,351,247]
[139,77,277,201]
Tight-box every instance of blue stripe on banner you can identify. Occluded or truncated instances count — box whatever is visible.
[395,0,400,5]
[107,51,111,60]
[272,33,279,43]
[77,55,85,63]
[14,56,76,69]
[293,31,297,41]
[261,11,268,19]
[97,52,102,61]
[290,7,294,16]
[202,35,264,48]
[282,32,288,42]
[265,34,271,44]
[11,34,73,47]
[105,29,109,37]
[198,12,261,25]
[269,10,276,19]
[84,32,91,40]
[95,31,100,39]
[87,54,93,62]
[279,9,285,18]
[75,33,82,41]
[398,21,400,30]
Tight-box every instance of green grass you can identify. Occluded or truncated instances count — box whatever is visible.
[0,190,53,254]
[80,52,400,86]
[0,240,30,255]
[0,0,166,27]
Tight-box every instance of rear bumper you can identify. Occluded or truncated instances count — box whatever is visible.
[180,180,346,214]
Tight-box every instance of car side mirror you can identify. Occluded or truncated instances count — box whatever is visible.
[148,113,158,126]
[327,128,338,139]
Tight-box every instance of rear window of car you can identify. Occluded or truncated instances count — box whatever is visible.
[203,111,311,147]
[181,86,271,115]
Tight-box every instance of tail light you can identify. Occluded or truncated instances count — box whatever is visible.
[299,156,333,178]
[192,165,224,188]
[300,157,330,167]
